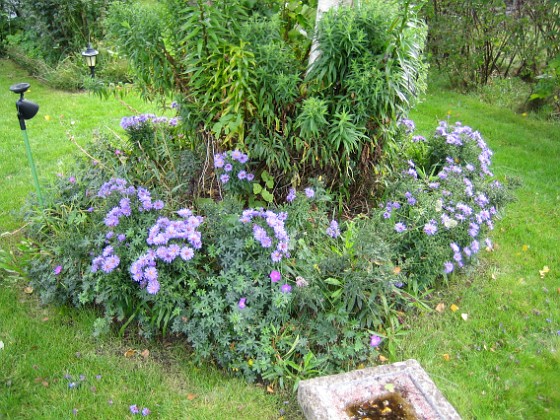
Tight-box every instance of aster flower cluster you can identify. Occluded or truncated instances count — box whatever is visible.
[214,150,255,189]
[120,114,179,130]
[129,208,204,295]
[239,208,289,262]
[91,179,165,278]
[387,120,503,276]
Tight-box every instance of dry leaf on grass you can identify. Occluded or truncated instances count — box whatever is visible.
[450,304,459,312]
[461,313,469,321]
[123,349,136,358]
[435,303,445,313]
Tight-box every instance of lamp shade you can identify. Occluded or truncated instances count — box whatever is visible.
[82,45,99,67]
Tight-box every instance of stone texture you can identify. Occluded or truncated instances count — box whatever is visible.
[298,359,461,419]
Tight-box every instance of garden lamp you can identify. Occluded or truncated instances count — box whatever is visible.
[82,44,99,78]
[9,82,44,207]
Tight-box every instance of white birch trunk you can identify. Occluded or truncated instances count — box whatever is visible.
[307,0,354,72]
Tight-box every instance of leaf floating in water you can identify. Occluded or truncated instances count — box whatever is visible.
[384,383,395,392]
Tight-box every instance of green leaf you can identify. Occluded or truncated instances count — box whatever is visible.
[253,183,263,194]
[324,277,342,286]
[261,189,274,203]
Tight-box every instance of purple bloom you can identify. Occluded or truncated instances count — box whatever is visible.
[224,163,233,172]
[394,222,407,233]
[423,221,438,236]
[144,266,158,282]
[87,207,94,212]
[220,174,229,184]
[304,188,315,198]
[326,220,341,238]
[117,234,126,242]
[271,250,283,262]
[214,154,225,168]
[450,242,460,253]
[286,188,296,202]
[142,407,151,416]
[280,284,292,293]
[180,246,194,261]
[237,170,247,180]
[130,405,140,415]
[412,135,425,142]
[270,270,281,283]
[238,297,246,309]
[370,334,382,347]
[153,200,164,210]
[444,262,454,274]
[68,176,76,184]
[53,265,62,275]
[147,279,160,294]
[246,173,255,181]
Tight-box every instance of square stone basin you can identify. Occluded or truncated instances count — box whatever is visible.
[297,359,461,419]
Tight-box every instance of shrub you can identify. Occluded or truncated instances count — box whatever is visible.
[106,0,428,201]
[379,119,514,290]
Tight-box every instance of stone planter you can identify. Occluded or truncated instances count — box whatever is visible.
[297,359,461,419]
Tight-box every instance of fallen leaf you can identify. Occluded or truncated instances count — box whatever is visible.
[140,349,150,359]
[42,317,49,322]
[450,304,459,312]
[461,313,469,321]
[393,266,401,275]
[0,341,4,350]
[557,288,560,294]
[491,273,497,280]
[24,286,34,294]
[124,349,136,358]
[384,383,395,392]
[378,354,389,363]
[442,354,450,361]
[187,393,197,401]
[522,245,529,252]
[42,381,49,387]
[34,377,42,384]
[44,115,51,121]
[266,385,275,394]
[435,303,445,313]
[539,266,550,278]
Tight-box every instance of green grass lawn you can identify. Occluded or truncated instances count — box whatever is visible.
[0,59,290,420]
[400,88,560,419]
[1,57,559,419]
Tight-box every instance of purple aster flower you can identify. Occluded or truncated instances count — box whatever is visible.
[406,168,418,179]
[180,247,194,261]
[444,262,454,274]
[142,407,151,416]
[237,170,247,180]
[68,176,76,184]
[399,118,415,134]
[405,192,417,206]
[280,284,292,293]
[144,266,158,282]
[53,265,62,275]
[286,188,296,202]
[270,270,281,283]
[394,222,407,233]
[326,220,341,238]
[171,101,179,109]
[231,150,243,161]
[106,231,114,240]
[177,208,192,218]
[412,135,425,142]
[214,153,225,169]
[453,252,463,262]
[450,242,460,253]
[370,334,382,347]
[220,174,230,184]
[423,221,438,236]
[117,234,126,242]
[304,188,315,198]
[271,250,283,262]
[224,163,233,172]
[238,297,246,309]
[153,200,164,210]
[383,211,391,219]
[246,173,254,181]
[147,279,160,294]
[87,207,94,212]
[130,404,140,415]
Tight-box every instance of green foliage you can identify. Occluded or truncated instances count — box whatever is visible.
[107,0,427,201]
[424,0,560,87]
[528,55,560,119]
[8,0,110,65]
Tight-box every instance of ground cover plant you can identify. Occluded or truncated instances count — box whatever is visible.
[0,59,289,419]
[399,84,560,419]
[1,2,558,420]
